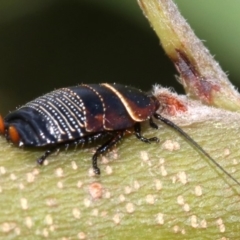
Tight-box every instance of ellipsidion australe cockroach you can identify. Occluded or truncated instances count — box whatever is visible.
[0,83,239,187]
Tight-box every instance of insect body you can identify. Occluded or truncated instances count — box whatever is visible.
[0,83,239,186]
[0,83,159,174]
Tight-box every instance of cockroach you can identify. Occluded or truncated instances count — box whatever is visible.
[0,83,239,186]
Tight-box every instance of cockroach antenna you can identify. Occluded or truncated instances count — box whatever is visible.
[154,113,240,187]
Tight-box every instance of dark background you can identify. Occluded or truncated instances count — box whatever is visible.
[0,0,239,115]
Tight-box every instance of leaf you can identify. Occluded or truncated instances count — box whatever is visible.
[1,106,240,239]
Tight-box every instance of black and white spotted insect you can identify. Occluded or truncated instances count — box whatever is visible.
[0,83,239,186]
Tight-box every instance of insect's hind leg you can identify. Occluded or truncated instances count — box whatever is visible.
[92,131,125,175]
[134,122,159,143]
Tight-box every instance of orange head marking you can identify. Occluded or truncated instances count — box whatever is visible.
[0,115,5,135]
[8,126,20,145]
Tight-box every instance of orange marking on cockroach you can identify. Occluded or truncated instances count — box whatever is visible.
[0,115,5,135]
[8,126,20,144]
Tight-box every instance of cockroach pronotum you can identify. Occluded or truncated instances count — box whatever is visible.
[0,83,239,186]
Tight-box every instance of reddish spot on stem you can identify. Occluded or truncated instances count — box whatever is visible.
[157,93,187,116]
[174,49,220,104]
